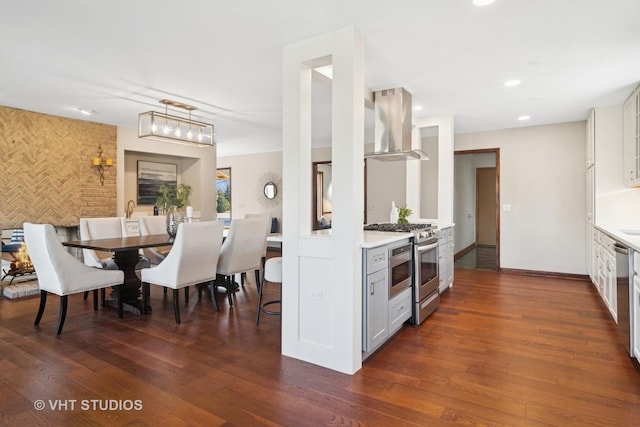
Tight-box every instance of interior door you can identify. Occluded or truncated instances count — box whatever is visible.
[476,167,496,246]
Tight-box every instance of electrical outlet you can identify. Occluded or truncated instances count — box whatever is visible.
[310,290,323,301]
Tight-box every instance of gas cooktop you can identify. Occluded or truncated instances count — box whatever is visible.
[364,223,434,232]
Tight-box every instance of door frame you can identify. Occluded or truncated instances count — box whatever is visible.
[454,148,501,271]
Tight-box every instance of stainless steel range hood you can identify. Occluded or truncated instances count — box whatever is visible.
[365,87,429,161]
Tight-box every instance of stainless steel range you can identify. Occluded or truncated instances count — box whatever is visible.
[364,223,440,325]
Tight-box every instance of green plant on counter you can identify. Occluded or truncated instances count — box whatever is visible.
[398,206,412,224]
[155,183,192,209]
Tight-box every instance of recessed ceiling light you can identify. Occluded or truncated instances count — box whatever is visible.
[414,105,423,111]
[78,108,93,116]
[473,0,496,6]
[504,79,521,87]
[518,115,531,121]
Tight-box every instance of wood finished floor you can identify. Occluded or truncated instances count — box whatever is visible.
[454,246,497,271]
[1,269,639,426]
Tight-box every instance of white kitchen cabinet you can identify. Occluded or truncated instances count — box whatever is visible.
[388,287,411,335]
[438,226,454,293]
[633,275,640,361]
[588,225,598,284]
[624,85,640,187]
[586,108,595,168]
[594,231,618,322]
[586,164,595,224]
[364,267,389,353]
[585,105,623,287]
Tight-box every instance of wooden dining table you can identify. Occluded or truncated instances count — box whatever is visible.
[63,234,174,316]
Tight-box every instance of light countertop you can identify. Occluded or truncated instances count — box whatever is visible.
[595,222,640,251]
[303,229,412,248]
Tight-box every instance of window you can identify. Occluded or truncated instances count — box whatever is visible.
[216,168,231,225]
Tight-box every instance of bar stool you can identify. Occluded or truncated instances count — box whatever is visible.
[256,257,282,324]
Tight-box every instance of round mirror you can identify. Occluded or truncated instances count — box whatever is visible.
[264,182,277,199]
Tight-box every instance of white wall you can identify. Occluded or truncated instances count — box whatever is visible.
[366,160,407,223]
[454,154,476,252]
[455,121,586,274]
[282,27,365,374]
[453,152,497,253]
[420,136,439,218]
[117,128,217,220]
[216,151,283,228]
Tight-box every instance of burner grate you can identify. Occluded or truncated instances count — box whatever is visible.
[364,223,432,233]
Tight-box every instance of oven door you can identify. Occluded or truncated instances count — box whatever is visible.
[414,240,439,302]
[389,242,412,299]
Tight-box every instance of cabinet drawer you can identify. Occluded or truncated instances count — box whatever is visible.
[365,246,388,275]
[388,287,411,335]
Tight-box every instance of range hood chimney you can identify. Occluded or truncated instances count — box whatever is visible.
[365,87,429,161]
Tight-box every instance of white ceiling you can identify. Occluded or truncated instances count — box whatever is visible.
[2,0,640,157]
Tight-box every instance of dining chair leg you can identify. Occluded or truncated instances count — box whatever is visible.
[184,287,189,304]
[55,295,68,335]
[226,276,233,307]
[34,290,47,325]
[241,272,245,287]
[197,284,202,301]
[163,287,168,296]
[208,281,220,312]
[172,289,181,324]
[93,289,99,311]
[254,269,260,292]
[101,288,106,307]
[83,291,89,300]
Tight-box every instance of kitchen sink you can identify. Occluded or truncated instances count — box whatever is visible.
[619,229,640,236]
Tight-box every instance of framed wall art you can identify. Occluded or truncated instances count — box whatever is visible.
[137,161,177,205]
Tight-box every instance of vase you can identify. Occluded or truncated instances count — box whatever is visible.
[166,205,183,238]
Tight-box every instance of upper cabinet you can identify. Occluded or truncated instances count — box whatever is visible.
[586,109,595,168]
[624,84,640,187]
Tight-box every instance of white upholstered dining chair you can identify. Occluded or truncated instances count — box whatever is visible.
[23,223,124,335]
[216,217,269,307]
[79,217,149,305]
[138,215,170,267]
[79,217,124,270]
[140,221,224,323]
[242,213,272,285]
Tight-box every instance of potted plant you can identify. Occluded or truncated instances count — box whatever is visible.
[155,183,192,211]
[155,183,192,237]
[398,206,412,224]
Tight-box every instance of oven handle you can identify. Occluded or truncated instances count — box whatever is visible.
[416,241,438,252]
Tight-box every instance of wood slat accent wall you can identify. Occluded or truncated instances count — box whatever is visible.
[0,106,117,228]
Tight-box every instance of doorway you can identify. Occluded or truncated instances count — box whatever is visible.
[453,149,500,271]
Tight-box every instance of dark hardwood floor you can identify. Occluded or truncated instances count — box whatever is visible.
[454,245,497,271]
[1,268,639,426]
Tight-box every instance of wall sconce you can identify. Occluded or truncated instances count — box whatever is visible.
[92,144,112,186]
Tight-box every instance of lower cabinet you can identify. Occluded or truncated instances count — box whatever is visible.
[388,287,412,336]
[364,267,388,353]
[592,228,617,322]
[362,239,413,359]
[438,226,454,293]
[633,275,640,361]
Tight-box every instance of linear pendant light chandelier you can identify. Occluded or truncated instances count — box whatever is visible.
[138,99,214,146]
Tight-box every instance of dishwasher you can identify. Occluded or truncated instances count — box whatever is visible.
[614,243,632,356]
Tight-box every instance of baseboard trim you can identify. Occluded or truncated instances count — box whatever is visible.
[500,268,589,281]
[454,243,476,261]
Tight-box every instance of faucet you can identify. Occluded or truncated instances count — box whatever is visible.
[126,200,135,218]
